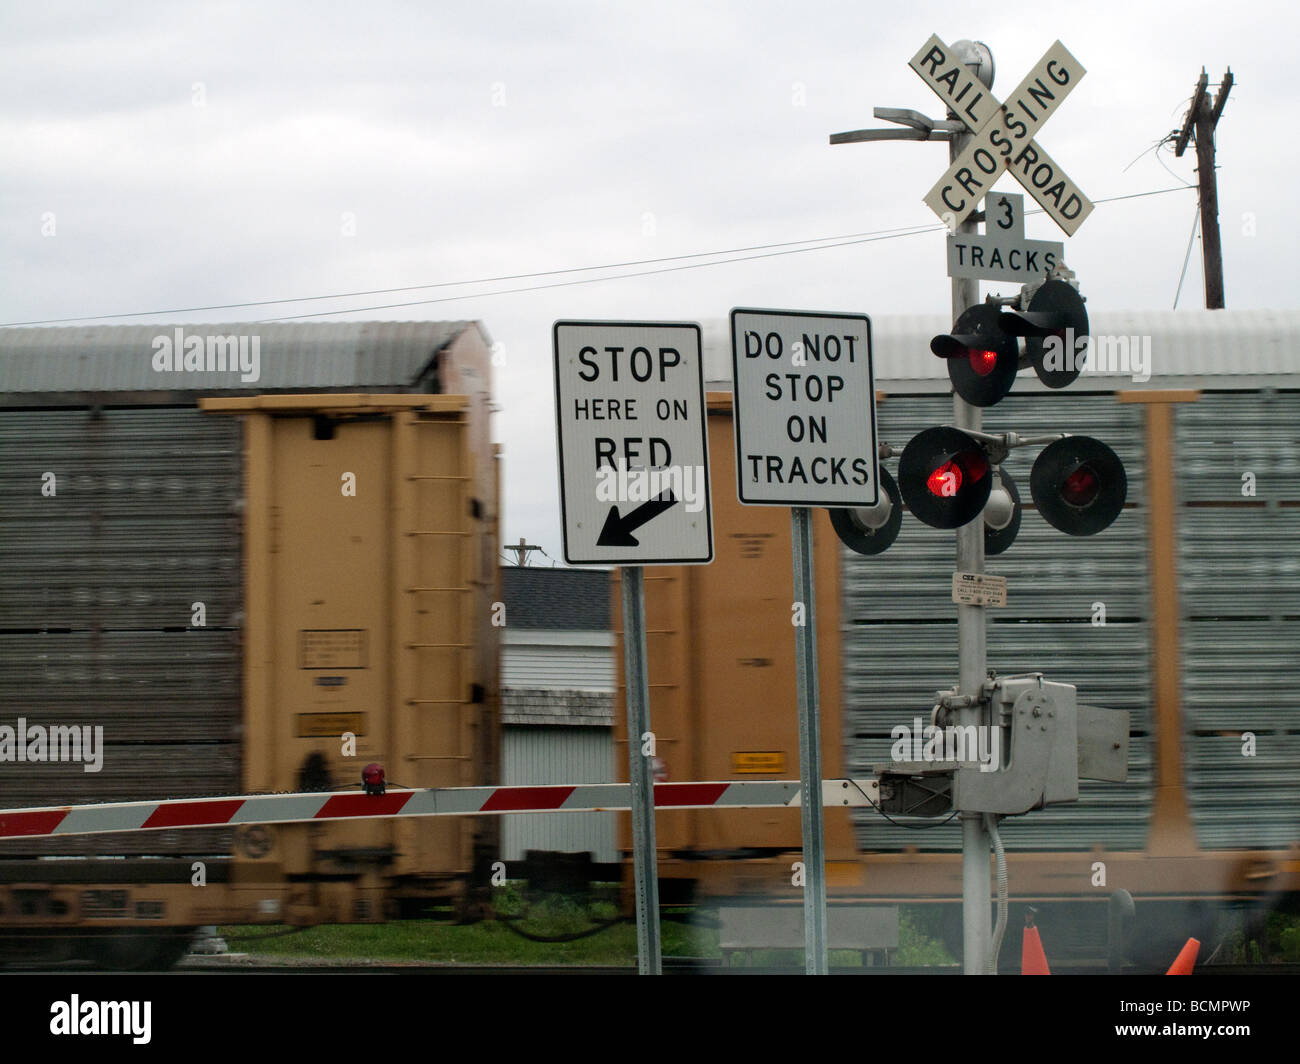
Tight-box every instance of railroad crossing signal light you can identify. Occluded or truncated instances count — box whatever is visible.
[830,467,903,555]
[999,278,1090,390]
[899,426,992,529]
[983,468,1022,556]
[362,762,387,796]
[1030,436,1127,535]
[931,302,1019,407]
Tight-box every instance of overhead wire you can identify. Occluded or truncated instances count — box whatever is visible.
[1153,138,1190,186]
[1173,202,1201,310]
[0,222,938,327]
[0,186,1196,328]
[255,188,1197,322]
[1122,134,1174,174]
[253,226,934,321]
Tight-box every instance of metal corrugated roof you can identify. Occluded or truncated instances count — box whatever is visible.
[704,309,1300,391]
[0,321,486,397]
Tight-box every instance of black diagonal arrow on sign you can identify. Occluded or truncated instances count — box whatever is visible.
[597,490,678,547]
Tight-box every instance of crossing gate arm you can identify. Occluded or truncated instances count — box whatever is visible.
[0,780,882,841]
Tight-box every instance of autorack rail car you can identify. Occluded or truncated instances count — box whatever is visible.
[1,312,1299,969]
[0,322,500,968]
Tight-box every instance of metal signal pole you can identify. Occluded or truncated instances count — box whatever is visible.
[947,40,993,977]
[831,37,996,975]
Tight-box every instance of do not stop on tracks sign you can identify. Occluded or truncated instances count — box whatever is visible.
[730,308,878,507]
[553,320,713,565]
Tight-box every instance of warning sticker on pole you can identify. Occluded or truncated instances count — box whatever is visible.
[952,572,1007,607]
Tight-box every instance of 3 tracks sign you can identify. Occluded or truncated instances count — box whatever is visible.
[946,191,1065,282]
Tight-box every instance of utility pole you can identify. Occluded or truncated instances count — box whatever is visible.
[504,537,542,566]
[1174,69,1232,308]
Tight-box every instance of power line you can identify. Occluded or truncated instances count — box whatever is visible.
[257,225,940,321]
[2,186,1195,328]
[259,187,1194,323]
[0,223,937,327]
[1173,201,1201,310]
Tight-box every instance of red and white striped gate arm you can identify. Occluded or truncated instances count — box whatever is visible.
[0,779,881,841]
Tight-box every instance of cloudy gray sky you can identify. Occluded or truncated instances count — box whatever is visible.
[2,1,1291,558]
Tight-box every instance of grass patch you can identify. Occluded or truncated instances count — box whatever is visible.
[219,887,713,966]
[1215,910,1300,965]
[215,917,712,966]
[218,890,953,968]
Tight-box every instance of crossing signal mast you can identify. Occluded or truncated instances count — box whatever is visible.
[831,35,1130,975]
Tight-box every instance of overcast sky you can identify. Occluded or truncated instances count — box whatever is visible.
[2,1,1291,560]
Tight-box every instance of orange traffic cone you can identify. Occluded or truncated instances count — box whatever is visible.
[1022,910,1051,975]
[1166,938,1200,975]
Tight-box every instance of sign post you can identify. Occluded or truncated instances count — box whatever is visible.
[730,308,876,975]
[620,564,659,974]
[788,503,826,973]
[553,320,713,975]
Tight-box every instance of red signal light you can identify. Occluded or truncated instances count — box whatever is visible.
[932,305,1020,406]
[927,462,961,497]
[1061,465,1100,507]
[899,428,993,530]
[968,348,999,377]
[362,762,386,796]
[1031,437,1127,536]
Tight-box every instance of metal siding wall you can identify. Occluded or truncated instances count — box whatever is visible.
[501,644,614,692]
[501,727,617,863]
[1176,392,1300,848]
[0,408,242,856]
[843,392,1152,851]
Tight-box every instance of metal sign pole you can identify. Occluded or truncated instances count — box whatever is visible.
[621,565,662,975]
[790,506,829,975]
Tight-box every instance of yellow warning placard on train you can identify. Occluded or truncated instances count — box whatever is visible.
[732,752,787,774]
[296,712,368,738]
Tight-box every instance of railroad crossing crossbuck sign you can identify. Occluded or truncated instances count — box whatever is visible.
[911,34,1094,236]
[554,320,713,565]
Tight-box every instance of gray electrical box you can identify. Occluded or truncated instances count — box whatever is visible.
[950,675,1128,815]
[1078,703,1130,783]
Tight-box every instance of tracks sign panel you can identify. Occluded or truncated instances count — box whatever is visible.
[554,320,713,565]
[730,308,878,507]
[947,193,1065,281]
